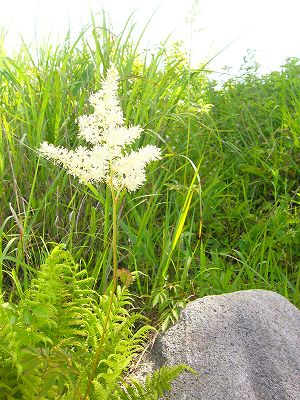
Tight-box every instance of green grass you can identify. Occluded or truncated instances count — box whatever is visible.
[0,12,299,330]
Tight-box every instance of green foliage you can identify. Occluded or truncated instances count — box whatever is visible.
[110,365,194,400]
[195,56,300,304]
[0,246,188,399]
[0,12,299,332]
[152,282,194,331]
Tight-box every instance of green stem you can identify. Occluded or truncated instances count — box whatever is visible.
[83,186,119,400]
[112,188,118,286]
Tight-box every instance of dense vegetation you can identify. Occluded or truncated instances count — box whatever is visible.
[0,245,189,398]
[0,13,299,394]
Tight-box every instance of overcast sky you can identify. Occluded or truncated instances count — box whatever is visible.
[1,0,300,77]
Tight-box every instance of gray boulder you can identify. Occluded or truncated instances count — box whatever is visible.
[150,290,300,400]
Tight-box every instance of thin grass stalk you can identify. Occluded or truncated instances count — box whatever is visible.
[152,157,202,294]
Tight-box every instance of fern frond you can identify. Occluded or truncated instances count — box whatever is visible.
[106,365,194,400]
[0,246,190,399]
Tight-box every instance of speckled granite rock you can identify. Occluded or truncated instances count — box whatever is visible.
[150,290,300,400]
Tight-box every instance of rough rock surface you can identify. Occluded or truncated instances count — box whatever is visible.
[150,290,300,400]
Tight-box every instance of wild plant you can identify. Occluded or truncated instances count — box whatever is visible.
[38,63,162,395]
[0,244,190,399]
[32,63,191,397]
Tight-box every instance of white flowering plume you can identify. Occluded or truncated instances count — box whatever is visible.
[39,65,161,192]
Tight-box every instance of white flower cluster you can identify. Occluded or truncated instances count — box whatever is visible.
[39,65,161,191]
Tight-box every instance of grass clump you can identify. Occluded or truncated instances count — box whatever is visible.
[0,11,299,338]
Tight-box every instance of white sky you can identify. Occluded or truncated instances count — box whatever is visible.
[1,0,300,78]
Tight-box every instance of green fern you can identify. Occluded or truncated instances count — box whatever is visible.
[0,246,191,399]
[108,365,195,400]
